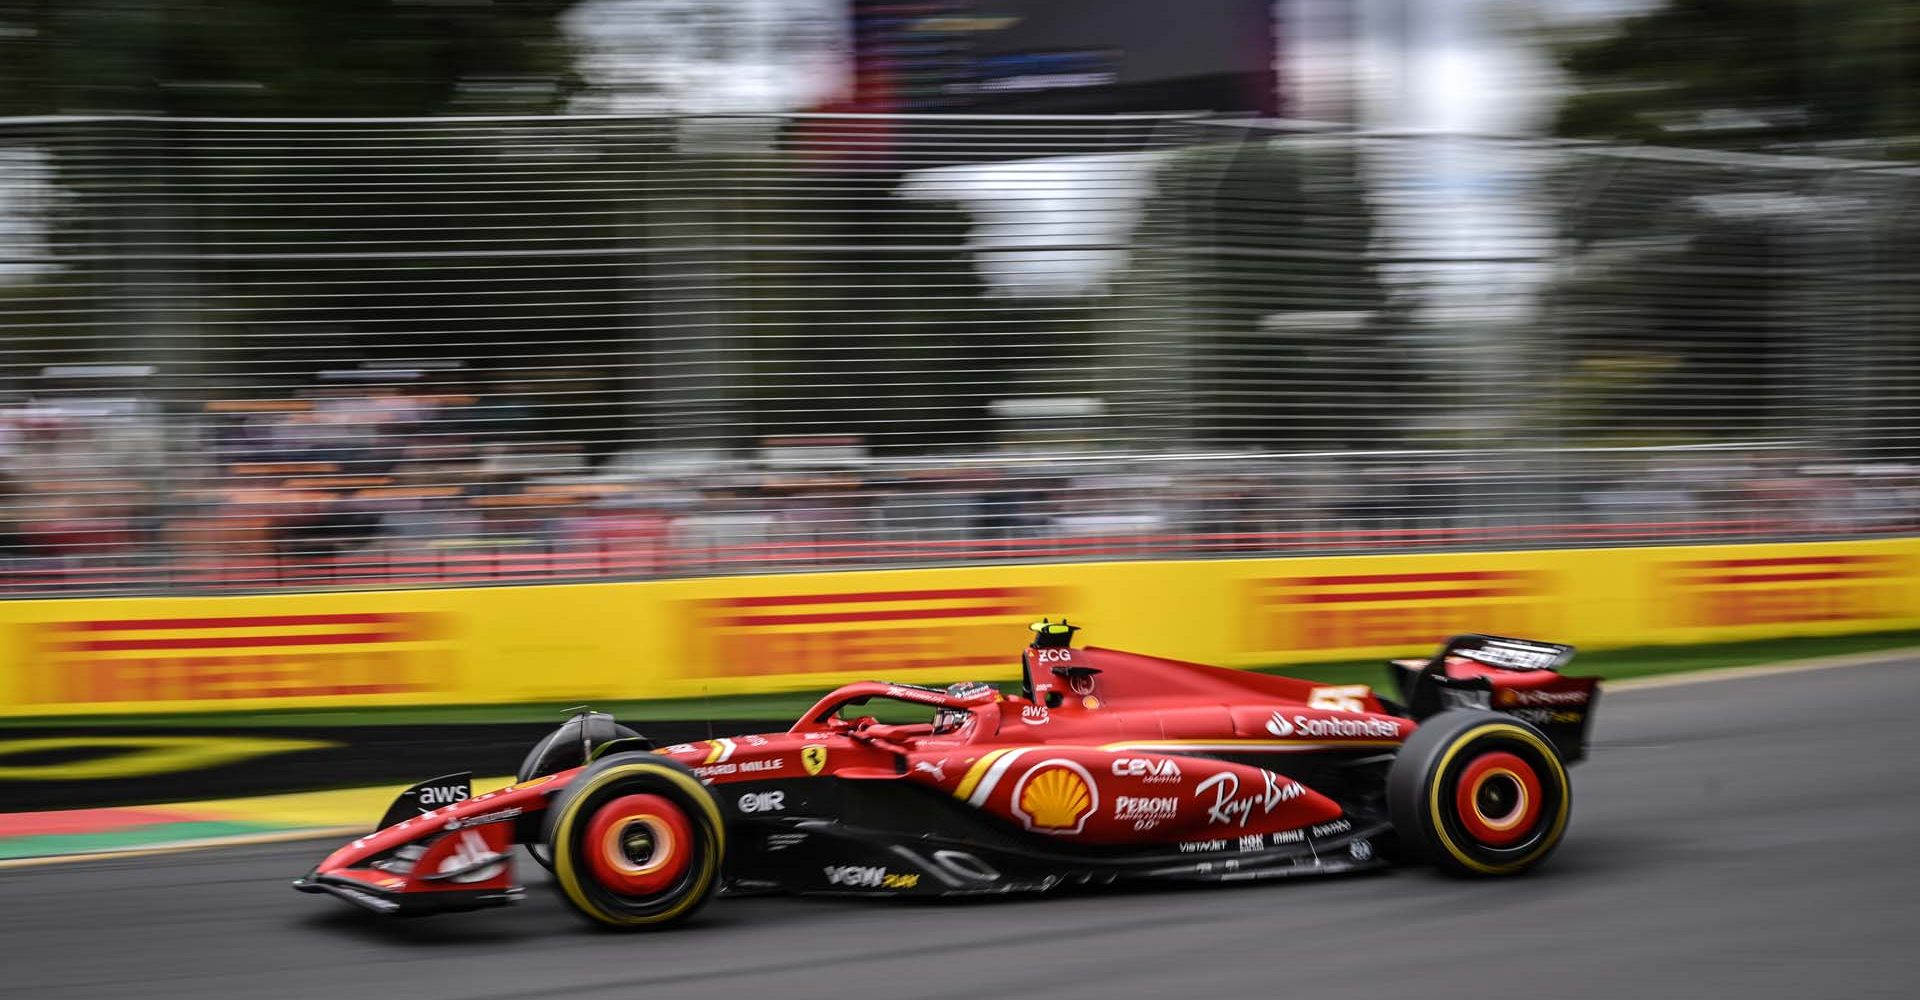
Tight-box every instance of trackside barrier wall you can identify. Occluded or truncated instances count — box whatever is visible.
[3,538,1916,717]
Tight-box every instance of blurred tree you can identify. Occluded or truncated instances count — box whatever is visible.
[1547,1,1920,459]
[1539,146,1824,443]
[0,1,629,460]
[1552,0,1920,151]
[0,0,582,116]
[716,128,1031,452]
[1130,133,1407,451]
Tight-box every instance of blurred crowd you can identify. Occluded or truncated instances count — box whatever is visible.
[1,379,1915,594]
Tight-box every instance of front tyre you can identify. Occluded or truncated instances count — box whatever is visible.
[545,752,724,929]
[1387,709,1570,876]
[519,714,642,872]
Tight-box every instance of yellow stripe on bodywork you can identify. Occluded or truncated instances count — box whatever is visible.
[952,748,1016,801]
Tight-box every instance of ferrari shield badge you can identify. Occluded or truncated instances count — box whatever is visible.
[801,745,828,776]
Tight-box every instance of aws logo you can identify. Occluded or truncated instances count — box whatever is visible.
[1012,759,1097,835]
[0,734,333,781]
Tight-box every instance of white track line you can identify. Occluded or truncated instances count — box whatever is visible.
[1606,644,1920,694]
[0,826,361,870]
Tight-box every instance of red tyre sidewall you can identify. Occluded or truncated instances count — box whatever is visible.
[1453,750,1544,847]
[582,793,695,897]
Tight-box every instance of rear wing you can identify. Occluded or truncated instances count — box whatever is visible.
[1389,634,1599,763]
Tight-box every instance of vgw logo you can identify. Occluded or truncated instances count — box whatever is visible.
[823,865,920,890]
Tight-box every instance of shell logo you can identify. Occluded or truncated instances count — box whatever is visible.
[1012,759,1097,835]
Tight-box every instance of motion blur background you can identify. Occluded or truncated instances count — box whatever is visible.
[1,0,1916,593]
[5,0,1920,783]
[10,8,1920,993]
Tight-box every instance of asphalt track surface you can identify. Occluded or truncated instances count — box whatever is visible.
[7,657,1920,1000]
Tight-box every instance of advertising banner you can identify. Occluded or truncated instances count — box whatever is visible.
[3,538,1915,716]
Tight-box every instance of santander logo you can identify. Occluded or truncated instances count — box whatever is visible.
[1266,711,1401,740]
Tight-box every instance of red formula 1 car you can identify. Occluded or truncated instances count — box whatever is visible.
[295,623,1599,928]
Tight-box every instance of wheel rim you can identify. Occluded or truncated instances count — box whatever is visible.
[1454,750,1543,847]
[582,793,694,896]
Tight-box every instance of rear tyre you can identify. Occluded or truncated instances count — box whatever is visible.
[544,752,724,929]
[1387,709,1570,876]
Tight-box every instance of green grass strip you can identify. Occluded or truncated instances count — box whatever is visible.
[0,820,288,860]
[5,628,1918,730]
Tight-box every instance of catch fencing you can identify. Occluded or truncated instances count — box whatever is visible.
[0,114,1916,594]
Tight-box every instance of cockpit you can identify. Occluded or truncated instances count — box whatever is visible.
[795,680,999,743]
[789,619,1098,747]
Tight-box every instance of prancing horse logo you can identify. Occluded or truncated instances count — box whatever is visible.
[801,745,828,776]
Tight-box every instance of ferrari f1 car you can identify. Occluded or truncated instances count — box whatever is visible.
[294,624,1599,928]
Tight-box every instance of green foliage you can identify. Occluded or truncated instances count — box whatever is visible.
[1553,0,1920,150]
[720,160,1004,449]
[1134,135,1405,449]
[0,0,582,116]
[1546,0,1920,447]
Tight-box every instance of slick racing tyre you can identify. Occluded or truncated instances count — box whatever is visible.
[1387,709,1570,876]
[519,714,641,871]
[545,752,724,929]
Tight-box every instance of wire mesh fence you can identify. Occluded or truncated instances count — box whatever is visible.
[0,114,1916,595]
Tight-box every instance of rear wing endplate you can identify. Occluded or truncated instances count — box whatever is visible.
[1390,634,1596,763]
